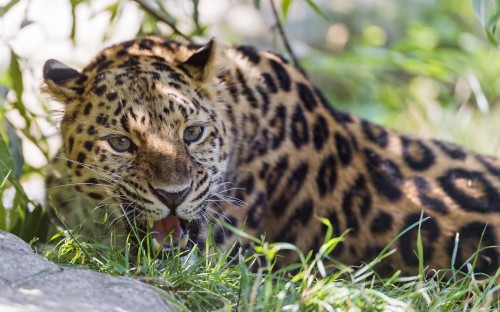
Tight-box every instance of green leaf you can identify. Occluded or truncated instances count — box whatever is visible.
[0,135,27,199]
[10,202,50,243]
[0,0,19,16]
[8,51,32,130]
[5,121,24,178]
[9,50,23,101]
[473,0,500,46]
[416,211,425,282]
[69,0,85,42]
[281,0,293,21]
[486,10,500,44]
[0,85,8,109]
[192,0,200,29]
[486,27,499,46]
[0,138,27,233]
[0,171,10,231]
[304,0,329,21]
[0,203,6,231]
[253,0,261,8]
[0,134,15,180]
[106,2,120,22]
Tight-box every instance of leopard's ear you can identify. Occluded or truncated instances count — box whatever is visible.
[183,39,218,82]
[43,59,86,102]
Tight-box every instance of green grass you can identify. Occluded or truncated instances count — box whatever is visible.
[37,215,500,311]
[0,1,499,310]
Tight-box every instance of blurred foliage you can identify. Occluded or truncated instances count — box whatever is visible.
[301,0,500,152]
[0,0,498,245]
[473,0,500,46]
[0,135,49,242]
[276,0,327,21]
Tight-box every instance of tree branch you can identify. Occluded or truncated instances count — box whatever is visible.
[269,0,306,75]
[134,0,192,42]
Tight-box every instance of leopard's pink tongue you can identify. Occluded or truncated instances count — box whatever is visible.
[151,215,183,247]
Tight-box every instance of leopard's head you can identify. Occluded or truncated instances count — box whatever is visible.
[43,38,229,251]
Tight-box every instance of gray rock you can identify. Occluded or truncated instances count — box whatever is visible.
[0,231,178,312]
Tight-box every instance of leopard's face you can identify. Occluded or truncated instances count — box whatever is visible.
[44,38,228,249]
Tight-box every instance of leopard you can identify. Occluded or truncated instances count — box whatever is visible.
[42,36,500,277]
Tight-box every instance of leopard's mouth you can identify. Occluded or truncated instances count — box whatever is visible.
[148,216,198,252]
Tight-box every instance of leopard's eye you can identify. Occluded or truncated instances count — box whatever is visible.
[108,136,132,152]
[183,126,204,143]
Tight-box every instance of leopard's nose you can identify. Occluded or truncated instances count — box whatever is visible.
[153,184,192,212]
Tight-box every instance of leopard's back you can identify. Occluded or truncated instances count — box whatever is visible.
[217,44,500,274]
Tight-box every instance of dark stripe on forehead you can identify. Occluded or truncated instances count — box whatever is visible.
[120,115,129,132]
[113,100,126,116]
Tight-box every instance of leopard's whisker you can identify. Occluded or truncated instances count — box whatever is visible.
[210,193,247,206]
[46,182,114,191]
[56,155,121,184]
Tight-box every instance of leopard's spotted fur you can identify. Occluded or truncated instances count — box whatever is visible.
[43,37,500,276]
